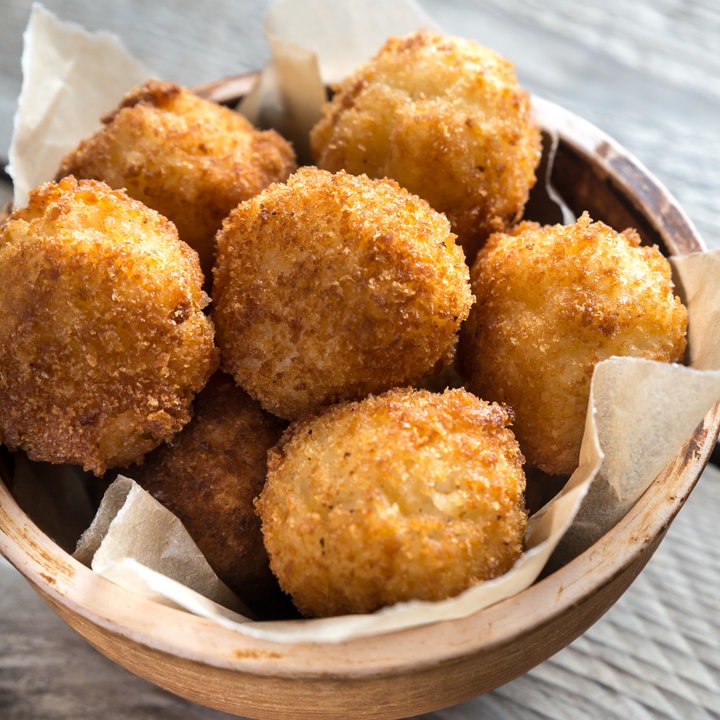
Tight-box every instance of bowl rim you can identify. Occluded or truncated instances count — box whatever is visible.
[0,90,717,685]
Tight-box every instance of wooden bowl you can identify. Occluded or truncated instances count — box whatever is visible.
[1,81,718,720]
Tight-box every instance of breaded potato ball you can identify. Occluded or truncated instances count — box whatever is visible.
[256,387,527,618]
[310,29,542,261]
[56,79,297,278]
[132,372,286,614]
[459,212,688,476]
[0,177,218,475]
[212,166,473,420]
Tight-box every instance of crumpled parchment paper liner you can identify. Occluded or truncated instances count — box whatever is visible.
[7,3,149,209]
[671,251,720,371]
[5,1,720,644]
[73,475,251,616]
[555,357,720,559]
[238,0,438,160]
[71,470,589,643]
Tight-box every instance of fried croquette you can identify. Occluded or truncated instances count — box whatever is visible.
[0,176,218,475]
[56,79,297,279]
[256,387,527,618]
[310,29,542,262]
[212,166,473,420]
[132,372,286,613]
[459,212,688,476]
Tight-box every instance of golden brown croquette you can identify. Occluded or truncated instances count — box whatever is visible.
[256,387,527,617]
[310,29,542,262]
[132,372,286,613]
[212,166,474,420]
[56,79,297,279]
[0,177,218,475]
[459,212,688,476]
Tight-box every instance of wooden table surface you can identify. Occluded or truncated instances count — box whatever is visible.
[1,1,719,718]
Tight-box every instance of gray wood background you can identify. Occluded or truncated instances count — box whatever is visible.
[1,1,719,718]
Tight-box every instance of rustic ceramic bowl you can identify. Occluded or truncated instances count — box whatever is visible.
[0,78,718,720]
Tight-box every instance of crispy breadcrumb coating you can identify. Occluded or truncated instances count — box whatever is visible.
[256,387,527,617]
[212,166,473,420]
[132,372,286,613]
[459,212,688,476]
[310,29,542,262]
[56,79,297,279]
[0,177,218,475]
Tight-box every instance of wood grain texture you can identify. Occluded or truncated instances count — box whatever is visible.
[1,1,719,718]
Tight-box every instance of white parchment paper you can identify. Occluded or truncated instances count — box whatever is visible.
[73,475,250,616]
[7,3,149,209]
